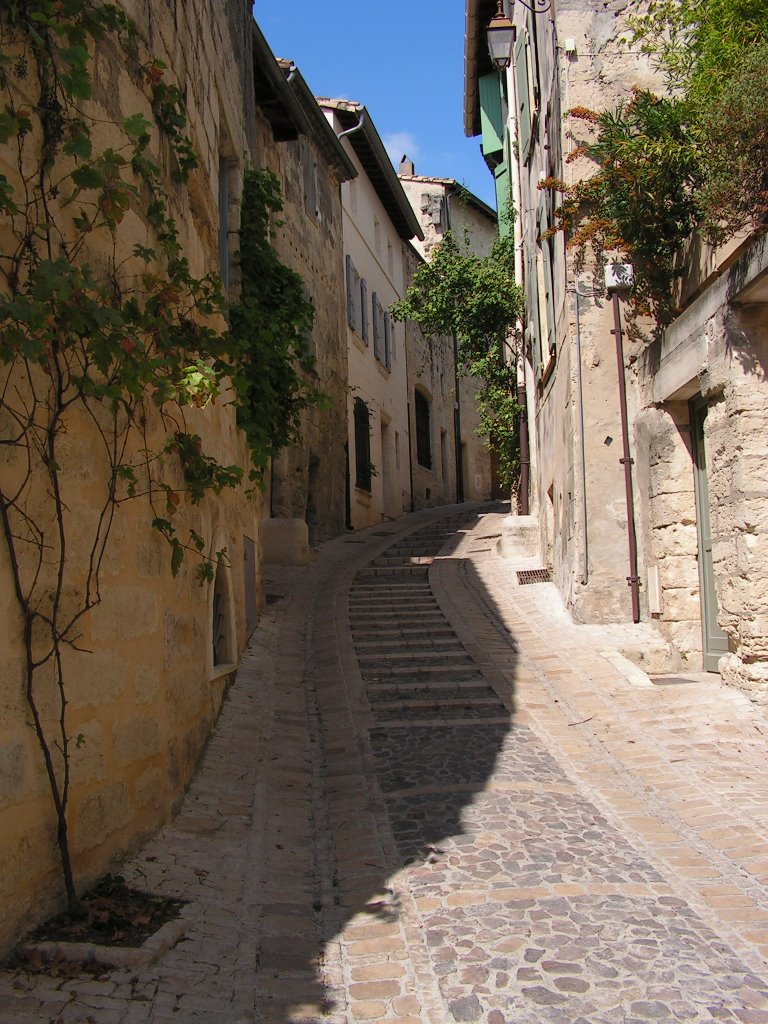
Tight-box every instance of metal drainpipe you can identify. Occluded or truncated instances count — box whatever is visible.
[574,288,589,584]
[611,292,641,623]
[516,377,530,514]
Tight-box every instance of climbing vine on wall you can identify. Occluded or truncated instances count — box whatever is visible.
[0,0,317,909]
[541,0,768,335]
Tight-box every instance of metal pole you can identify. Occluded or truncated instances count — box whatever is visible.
[516,380,529,514]
[611,292,640,623]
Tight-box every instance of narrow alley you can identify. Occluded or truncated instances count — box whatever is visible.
[3,503,768,1024]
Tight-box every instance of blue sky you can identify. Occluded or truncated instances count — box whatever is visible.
[253,1,496,209]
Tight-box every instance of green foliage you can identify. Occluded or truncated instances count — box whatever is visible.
[546,93,701,326]
[227,168,322,480]
[391,230,524,489]
[546,0,768,332]
[0,0,318,909]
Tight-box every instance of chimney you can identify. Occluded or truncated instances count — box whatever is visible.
[399,154,415,176]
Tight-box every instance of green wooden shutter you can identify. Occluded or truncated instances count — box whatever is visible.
[494,163,510,234]
[539,202,555,355]
[346,255,355,329]
[527,248,542,373]
[479,73,504,159]
[515,32,532,163]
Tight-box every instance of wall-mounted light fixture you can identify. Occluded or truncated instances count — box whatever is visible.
[486,0,552,69]
[486,0,515,69]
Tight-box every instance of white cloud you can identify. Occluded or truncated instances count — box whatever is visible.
[382,131,420,167]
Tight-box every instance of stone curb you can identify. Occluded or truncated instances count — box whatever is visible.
[17,916,188,969]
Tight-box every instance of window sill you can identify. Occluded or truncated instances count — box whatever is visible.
[355,486,372,506]
[351,331,369,355]
[209,661,237,683]
[538,346,556,391]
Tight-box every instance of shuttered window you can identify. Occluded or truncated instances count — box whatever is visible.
[372,292,383,361]
[383,313,392,370]
[360,278,369,343]
[539,200,556,356]
[346,255,360,332]
[515,31,533,164]
[415,390,432,469]
[353,398,372,491]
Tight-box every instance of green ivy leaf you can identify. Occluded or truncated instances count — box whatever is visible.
[71,165,105,190]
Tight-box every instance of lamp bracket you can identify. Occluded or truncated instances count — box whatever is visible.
[517,0,552,11]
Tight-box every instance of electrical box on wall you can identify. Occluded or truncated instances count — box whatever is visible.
[604,262,634,292]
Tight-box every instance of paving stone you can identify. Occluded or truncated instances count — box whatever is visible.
[3,505,768,1023]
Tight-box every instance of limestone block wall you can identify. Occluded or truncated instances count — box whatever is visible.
[637,233,768,691]
[266,123,350,545]
[506,0,665,621]
[705,334,768,697]
[634,407,702,666]
[0,0,262,955]
[403,245,458,510]
[398,179,496,504]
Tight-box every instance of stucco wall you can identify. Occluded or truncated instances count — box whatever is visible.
[0,0,261,954]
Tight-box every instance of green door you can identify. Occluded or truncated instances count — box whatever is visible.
[690,397,729,672]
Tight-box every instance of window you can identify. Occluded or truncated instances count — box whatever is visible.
[538,199,556,357]
[346,255,360,331]
[354,398,372,490]
[212,556,234,666]
[360,278,369,343]
[514,29,534,163]
[383,312,392,370]
[415,390,432,469]
[372,292,383,361]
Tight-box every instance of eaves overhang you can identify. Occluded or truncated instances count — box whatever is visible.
[464,0,499,138]
[276,61,358,182]
[319,99,425,242]
[252,20,310,141]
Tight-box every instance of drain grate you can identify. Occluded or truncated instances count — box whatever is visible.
[517,569,551,585]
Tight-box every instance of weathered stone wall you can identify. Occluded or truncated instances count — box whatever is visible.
[637,232,768,690]
[703,309,768,697]
[0,0,261,954]
[403,246,458,510]
[512,0,665,621]
[634,406,702,666]
[265,125,350,545]
[398,177,497,504]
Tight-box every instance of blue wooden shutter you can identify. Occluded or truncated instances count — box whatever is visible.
[346,255,355,329]
[372,292,382,360]
[360,278,369,343]
[384,312,392,369]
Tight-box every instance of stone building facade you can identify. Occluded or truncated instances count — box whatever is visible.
[464,0,768,695]
[0,2,316,954]
[318,99,423,531]
[264,58,356,548]
[398,168,499,505]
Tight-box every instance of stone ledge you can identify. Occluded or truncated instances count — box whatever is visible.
[17,915,188,969]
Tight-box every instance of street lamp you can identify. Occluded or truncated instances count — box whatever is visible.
[486,0,514,69]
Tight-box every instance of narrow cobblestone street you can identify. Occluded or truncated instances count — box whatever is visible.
[3,503,768,1024]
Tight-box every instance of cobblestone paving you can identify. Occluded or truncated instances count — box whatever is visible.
[2,503,768,1023]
